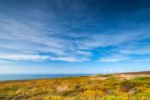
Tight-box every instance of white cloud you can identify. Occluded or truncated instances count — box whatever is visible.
[120,43,150,55]
[0,52,90,62]
[50,56,89,62]
[99,54,128,62]
[76,28,150,50]
[0,54,49,61]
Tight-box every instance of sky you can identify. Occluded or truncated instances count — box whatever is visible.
[0,0,150,74]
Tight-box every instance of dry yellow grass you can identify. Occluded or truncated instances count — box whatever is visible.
[0,72,150,100]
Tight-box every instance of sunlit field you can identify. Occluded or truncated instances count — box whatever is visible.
[0,72,150,100]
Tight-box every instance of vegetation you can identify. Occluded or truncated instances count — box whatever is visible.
[0,73,150,100]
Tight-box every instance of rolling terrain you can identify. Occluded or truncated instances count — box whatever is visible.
[0,71,150,100]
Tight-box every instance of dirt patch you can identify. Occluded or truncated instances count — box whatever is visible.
[56,86,68,92]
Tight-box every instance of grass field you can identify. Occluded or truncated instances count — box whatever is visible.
[0,72,150,100]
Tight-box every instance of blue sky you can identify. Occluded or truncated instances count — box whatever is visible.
[0,0,150,74]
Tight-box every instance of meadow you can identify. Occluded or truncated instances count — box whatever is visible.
[0,72,150,100]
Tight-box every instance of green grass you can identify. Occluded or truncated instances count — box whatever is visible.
[0,75,150,100]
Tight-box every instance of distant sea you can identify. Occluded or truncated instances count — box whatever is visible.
[0,74,92,81]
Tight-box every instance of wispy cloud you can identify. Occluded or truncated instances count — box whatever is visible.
[0,54,49,61]
[99,54,128,62]
[120,42,150,55]
[0,13,149,62]
[0,0,150,63]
